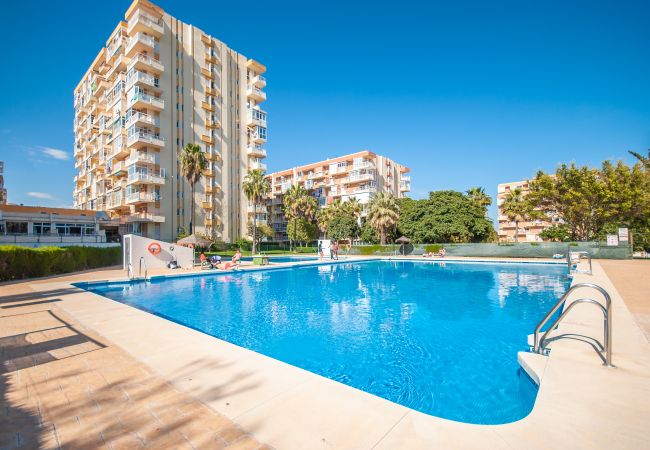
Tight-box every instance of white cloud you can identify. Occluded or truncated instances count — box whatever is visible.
[27,192,55,200]
[41,147,69,160]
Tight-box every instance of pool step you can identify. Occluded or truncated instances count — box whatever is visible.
[518,351,548,385]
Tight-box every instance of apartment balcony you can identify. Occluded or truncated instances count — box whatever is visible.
[95,78,111,96]
[246,85,266,102]
[124,211,165,223]
[204,53,219,64]
[110,140,129,159]
[401,175,411,182]
[201,34,213,46]
[201,101,215,112]
[126,111,157,129]
[201,68,216,80]
[205,87,218,96]
[205,152,221,162]
[126,151,156,166]
[127,171,165,186]
[125,191,156,204]
[129,92,164,111]
[246,108,267,127]
[251,74,266,88]
[127,130,164,149]
[205,118,221,129]
[106,194,126,210]
[246,145,266,157]
[347,172,375,184]
[250,160,267,171]
[128,10,164,37]
[201,134,214,145]
[205,185,221,194]
[110,160,127,176]
[203,169,214,178]
[250,130,267,144]
[352,160,375,170]
[202,200,213,209]
[125,32,155,57]
[400,182,411,192]
[129,53,164,74]
[126,70,160,92]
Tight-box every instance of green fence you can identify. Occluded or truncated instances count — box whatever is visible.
[346,242,632,259]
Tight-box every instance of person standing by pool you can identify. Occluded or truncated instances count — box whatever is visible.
[318,241,323,261]
[333,241,340,260]
[232,249,242,266]
[329,241,335,260]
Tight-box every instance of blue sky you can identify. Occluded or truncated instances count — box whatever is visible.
[1,0,648,221]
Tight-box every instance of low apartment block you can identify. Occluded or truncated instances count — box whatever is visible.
[497,179,559,242]
[73,0,267,243]
[266,151,410,241]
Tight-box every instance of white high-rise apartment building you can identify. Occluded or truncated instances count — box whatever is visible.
[73,0,267,242]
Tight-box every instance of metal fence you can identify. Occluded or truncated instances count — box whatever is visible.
[347,242,632,259]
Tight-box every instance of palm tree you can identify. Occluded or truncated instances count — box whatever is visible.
[501,187,535,243]
[243,169,271,255]
[179,143,208,234]
[466,187,492,209]
[344,197,364,222]
[316,206,334,238]
[283,184,317,251]
[366,193,400,245]
[629,149,650,169]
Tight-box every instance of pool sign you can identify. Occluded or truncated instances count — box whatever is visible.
[607,235,619,246]
[618,227,629,242]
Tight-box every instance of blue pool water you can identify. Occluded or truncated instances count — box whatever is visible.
[238,255,319,263]
[81,260,569,424]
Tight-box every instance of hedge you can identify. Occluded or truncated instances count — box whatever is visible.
[0,246,122,281]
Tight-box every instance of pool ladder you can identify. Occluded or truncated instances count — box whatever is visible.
[127,257,148,280]
[532,283,613,367]
[566,250,592,275]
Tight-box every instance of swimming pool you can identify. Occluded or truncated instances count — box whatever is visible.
[80,260,569,424]
[239,255,319,263]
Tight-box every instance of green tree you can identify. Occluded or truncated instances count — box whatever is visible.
[242,169,270,254]
[360,220,379,244]
[328,213,360,241]
[283,185,318,251]
[179,143,208,234]
[287,218,318,245]
[367,193,400,245]
[398,191,495,243]
[466,187,492,211]
[539,224,570,242]
[247,221,273,248]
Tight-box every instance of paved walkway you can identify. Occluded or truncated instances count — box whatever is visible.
[600,259,650,341]
[0,280,267,449]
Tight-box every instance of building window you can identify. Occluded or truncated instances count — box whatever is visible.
[6,222,28,235]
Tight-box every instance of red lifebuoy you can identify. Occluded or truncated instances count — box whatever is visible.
[148,242,162,255]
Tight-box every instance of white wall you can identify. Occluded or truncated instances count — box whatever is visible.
[123,234,194,271]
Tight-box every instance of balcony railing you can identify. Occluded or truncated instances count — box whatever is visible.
[129,92,164,110]
[126,111,156,129]
[126,152,156,166]
[128,171,165,184]
[246,85,266,101]
[127,130,165,148]
[250,161,267,171]
[128,10,164,36]
[129,53,164,73]
[126,70,159,90]
[246,145,266,157]
[125,32,155,56]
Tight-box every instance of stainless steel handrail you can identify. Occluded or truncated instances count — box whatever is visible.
[570,251,593,275]
[533,283,612,367]
[139,256,148,279]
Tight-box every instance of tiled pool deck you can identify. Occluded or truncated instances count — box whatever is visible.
[1,257,649,449]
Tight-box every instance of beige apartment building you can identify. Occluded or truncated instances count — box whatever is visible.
[0,161,6,205]
[73,0,267,243]
[497,179,559,242]
[266,150,410,241]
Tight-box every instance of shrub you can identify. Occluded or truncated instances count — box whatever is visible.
[235,238,253,251]
[0,245,122,281]
[424,244,443,254]
[357,245,395,255]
